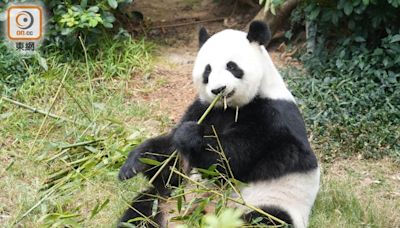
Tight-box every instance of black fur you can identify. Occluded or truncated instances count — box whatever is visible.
[174,97,317,182]
[199,27,209,48]
[243,205,293,227]
[118,135,180,227]
[118,135,176,187]
[118,189,162,228]
[117,188,170,228]
[226,61,244,79]
[247,21,271,46]
[202,64,211,84]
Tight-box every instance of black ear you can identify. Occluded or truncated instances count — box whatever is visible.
[199,27,209,48]
[247,21,271,46]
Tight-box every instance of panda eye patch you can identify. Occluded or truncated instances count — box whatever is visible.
[226,61,244,79]
[203,64,211,84]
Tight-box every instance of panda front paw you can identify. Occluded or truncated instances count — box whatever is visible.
[119,157,141,181]
[119,143,156,180]
[119,151,148,181]
[173,121,204,154]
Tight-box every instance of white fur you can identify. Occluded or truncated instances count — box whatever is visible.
[192,29,294,108]
[233,167,320,228]
[259,46,295,102]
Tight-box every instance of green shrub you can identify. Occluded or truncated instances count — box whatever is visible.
[0,0,139,93]
[44,0,133,48]
[0,0,133,49]
[0,41,41,95]
[287,0,400,159]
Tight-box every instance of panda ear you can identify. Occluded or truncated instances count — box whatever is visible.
[247,21,271,46]
[199,27,209,48]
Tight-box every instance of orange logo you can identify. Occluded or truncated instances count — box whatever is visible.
[7,5,43,40]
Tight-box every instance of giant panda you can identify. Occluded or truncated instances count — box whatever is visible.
[118,21,320,228]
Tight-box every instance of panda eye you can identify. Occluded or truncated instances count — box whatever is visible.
[203,64,211,84]
[226,61,244,79]
[205,64,211,73]
[227,62,237,71]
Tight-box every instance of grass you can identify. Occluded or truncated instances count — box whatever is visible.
[0,36,165,227]
[0,36,399,227]
[309,158,400,227]
[0,41,42,95]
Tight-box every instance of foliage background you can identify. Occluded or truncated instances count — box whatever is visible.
[286,0,400,159]
[0,0,132,93]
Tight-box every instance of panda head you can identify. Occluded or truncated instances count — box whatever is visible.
[193,21,281,107]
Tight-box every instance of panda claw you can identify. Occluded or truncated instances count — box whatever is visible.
[118,163,138,181]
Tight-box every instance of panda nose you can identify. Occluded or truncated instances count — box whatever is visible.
[211,86,226,95]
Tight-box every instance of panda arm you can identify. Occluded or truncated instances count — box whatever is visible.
[118,99,205,181]
[119,134,175,181]
[173,121,266,177]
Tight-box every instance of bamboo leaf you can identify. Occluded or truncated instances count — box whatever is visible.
[177,188,184,213]
[90,199,110,219]
[139,158,161,166]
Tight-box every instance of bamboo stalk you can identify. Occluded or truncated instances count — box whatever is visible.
[14,186,57,224]
[28,68,70,155]
[78,36,95,118]
[60,138,104,150]
[45,148,70,163]
[62,82,92,122]
[196,93,222,125]
[1,96,74,123]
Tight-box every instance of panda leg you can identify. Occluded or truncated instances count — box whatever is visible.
[119,155,181,227]
[118,188,165,228]
[119,172,181,228]
[242,206,293,227]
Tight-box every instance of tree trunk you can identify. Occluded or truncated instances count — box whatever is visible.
[246,0,299,40]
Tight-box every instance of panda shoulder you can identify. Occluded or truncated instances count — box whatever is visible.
[252,98,308,136]
[179,98,208,123]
